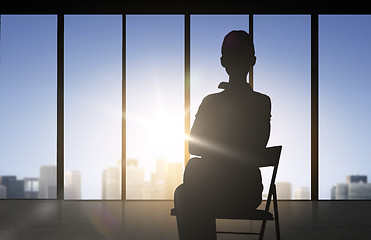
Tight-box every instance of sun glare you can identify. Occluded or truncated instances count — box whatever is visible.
[148,113,185,161]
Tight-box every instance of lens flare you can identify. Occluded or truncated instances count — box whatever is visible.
[86,204,121,239]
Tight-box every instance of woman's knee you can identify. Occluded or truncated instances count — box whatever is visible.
[174,183,185,202]
[183,157,203,183]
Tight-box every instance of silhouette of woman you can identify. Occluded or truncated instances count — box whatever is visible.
[174,30,271,240]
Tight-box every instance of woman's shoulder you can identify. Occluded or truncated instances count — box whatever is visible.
[200,91,226,105]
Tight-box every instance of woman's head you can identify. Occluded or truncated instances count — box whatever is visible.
[221,30,256,77]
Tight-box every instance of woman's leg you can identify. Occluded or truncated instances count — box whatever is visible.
[174,184,217,240]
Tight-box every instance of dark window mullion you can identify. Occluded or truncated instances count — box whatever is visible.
[122,14,127,200]
[311,13,319,201]
[184,14,190,166]
[57,13,64,200]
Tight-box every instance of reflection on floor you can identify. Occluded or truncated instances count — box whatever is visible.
[0,200,371,240]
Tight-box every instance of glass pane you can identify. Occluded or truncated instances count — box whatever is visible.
[319,15,371,199]
[254,15,311,199]
[126,15,184,199]
[190,15,249,126]
[0,15,57,199]
[65,15,122,199]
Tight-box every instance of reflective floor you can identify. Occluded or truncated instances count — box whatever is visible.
[0,200,370,240]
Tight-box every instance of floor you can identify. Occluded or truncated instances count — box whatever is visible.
[1,200,371,240]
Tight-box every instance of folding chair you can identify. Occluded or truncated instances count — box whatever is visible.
[171,146,282,240]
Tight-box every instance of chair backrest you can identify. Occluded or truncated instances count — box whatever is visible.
[258,146,282,168]
[259,146,282,212]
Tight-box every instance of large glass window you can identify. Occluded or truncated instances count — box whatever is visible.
[126,15,184,199]
[0,15,57,199]
[319,15,371,199]
[5,14,369,201]
[254,15,311,199]
[64,15,122,199]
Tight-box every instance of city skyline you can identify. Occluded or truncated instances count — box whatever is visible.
[3,162,371,200]
[0,157,184,199]
[0,155,312,200]
[331,175,371,200]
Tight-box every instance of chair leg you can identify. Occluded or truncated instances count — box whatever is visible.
[259,220,267,240]
[273,189,281,240]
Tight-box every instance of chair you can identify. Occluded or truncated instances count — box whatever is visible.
[171,146,282,240]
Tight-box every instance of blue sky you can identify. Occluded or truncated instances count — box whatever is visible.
[1,14,371,199]
[254,15,311,198]
[0,15,57,184]
[319,15,371,198]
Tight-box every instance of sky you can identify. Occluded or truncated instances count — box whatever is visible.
[253,15,311,197]
[319,15,371,198]
[0,15,58,185]
[126,15,185,178]
[64,15,122,199]
[1,14,371,199]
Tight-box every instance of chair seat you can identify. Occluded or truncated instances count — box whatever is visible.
[170,208,274,221]
[216,209,274,220]
[171,146,282,240]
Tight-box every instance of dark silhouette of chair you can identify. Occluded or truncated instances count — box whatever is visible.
[171,146,282,240]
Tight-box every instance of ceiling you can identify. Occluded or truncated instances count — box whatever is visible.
[1,1,371,14]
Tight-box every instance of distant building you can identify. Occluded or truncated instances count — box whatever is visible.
[126,159,144,199]
[155,158,167,182]
[276,182,292,199]
[150,158,167,198]
[331,186,336,200]
[332,175,371,199]
[127,159,138,167]
[166,162,183,199]
[48,185,57,198]
[24,178,39,199]
[102,166,121,199]
[0,185,7,198]
[143,181,152,199]
[39,166,56,198]
[0,176,24,198]
[294,187,310,199]
[348,182,371,199]
[150,172,166,199]
[347,175,367,184]
[65,171,81,199]
[335,183,349,199]
[125,158,184,199]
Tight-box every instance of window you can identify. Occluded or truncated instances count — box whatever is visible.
[3,12,369,201]
[254,15,311,199]
[319,15,371,199]
[126,15,184,199]
[0,15,57,199]
[64,15,122,199]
